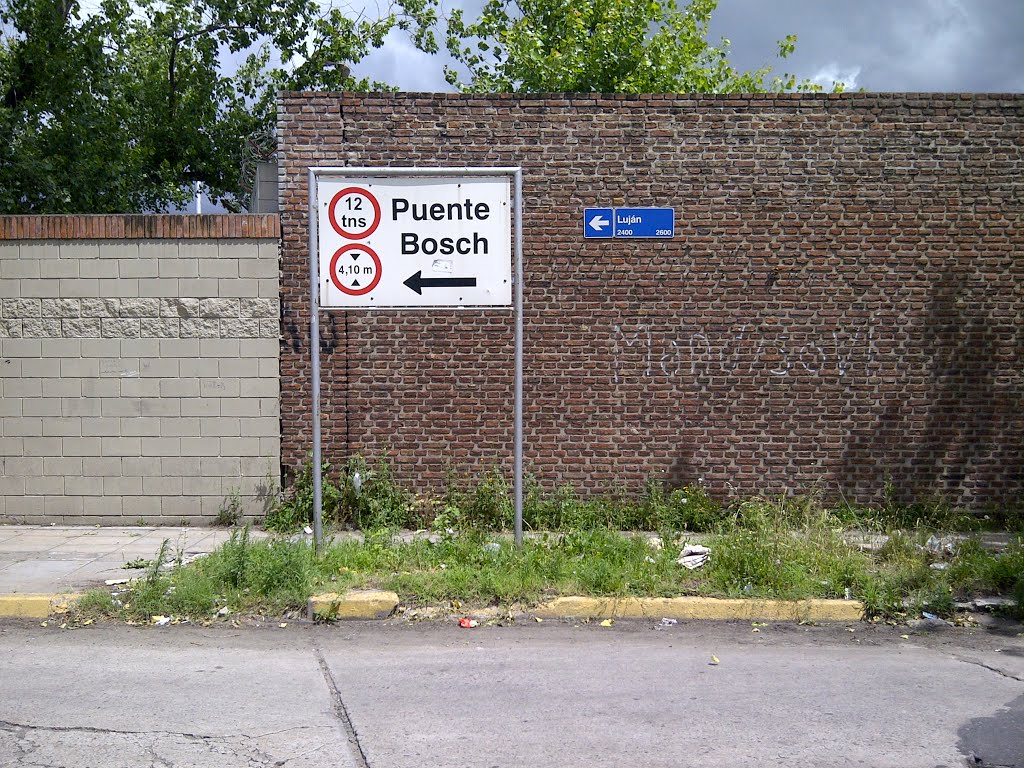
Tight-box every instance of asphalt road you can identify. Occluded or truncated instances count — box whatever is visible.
[1,618,1022,768]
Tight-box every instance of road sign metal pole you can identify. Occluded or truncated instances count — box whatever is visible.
[308,169,324,555]
[513,169,524,548]
[310,166,521,551]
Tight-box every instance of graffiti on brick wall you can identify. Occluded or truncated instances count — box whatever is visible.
[612,320,878,384]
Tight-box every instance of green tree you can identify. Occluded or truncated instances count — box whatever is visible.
[445,0,834,94]
[0,0,437,213]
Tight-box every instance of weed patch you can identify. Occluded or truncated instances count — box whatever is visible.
[77,465,1024,625]
[267,455,1022,536]
[79,523,1023,625]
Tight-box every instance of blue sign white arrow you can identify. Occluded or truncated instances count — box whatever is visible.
[583,207,675,239]
[584,208,614,239]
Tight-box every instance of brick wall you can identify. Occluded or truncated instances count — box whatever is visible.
[277,93,1023,507]
[0,215,281,524]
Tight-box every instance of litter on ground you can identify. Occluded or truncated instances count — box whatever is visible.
[677,544,710,570]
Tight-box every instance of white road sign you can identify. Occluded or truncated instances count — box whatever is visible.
[317,175,512,308]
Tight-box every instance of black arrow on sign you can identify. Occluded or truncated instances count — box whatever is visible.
[403,271,477,295]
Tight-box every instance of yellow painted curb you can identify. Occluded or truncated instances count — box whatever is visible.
[534,596,864,622]
[308,590,399,620]
[0,593,79,619]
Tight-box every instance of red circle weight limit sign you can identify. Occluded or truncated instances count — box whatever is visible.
[329,244,382,296]
[328,186,381,239]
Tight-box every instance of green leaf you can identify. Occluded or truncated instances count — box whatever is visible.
[445,0,842,96]
[0,0,438,212]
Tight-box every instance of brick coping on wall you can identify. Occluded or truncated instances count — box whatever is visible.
[0,215,279,241]
[282,90,1024,97]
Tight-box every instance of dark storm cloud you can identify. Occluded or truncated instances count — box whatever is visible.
[708,0,1024,92]
[360,0,1024,92]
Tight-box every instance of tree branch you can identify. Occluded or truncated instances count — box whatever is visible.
[168,38,177,117]
[166,23,251,119]
[171,22,252,45]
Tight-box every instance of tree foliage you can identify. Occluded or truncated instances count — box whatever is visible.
[0,0,436,213]
[445,0,834,94]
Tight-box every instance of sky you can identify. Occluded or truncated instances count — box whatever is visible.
[356,0,1024,93]
[192,0,1023,211]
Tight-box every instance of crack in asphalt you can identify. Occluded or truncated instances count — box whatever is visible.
[0,719,331,767]
[948,655,1024,684]
[313,646,370,768]
[0,719,219,741]
[145,742,176,768]
[0,719,328,741]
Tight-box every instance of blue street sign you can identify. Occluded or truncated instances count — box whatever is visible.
[583,208,614,238]
[583,207,675,239]
[614,208,674,238]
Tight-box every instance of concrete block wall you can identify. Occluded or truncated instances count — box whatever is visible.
[0,215,281,524]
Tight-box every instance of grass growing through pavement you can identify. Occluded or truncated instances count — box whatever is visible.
[74,494,1024,625]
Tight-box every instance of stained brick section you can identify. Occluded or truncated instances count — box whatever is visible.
[277,92,1024,506]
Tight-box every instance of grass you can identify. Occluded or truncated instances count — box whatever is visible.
[264,456,1024,536]
[74,497,1024,626]
[70,457,1024,625]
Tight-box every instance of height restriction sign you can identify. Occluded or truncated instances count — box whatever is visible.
[316,174,512,308]
[307,166,526,554]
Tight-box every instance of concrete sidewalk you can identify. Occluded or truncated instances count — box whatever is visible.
[0,525,259,594]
